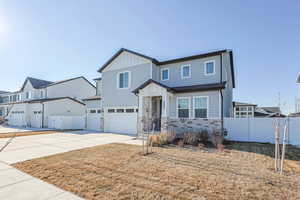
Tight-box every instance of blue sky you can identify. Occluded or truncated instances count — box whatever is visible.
[0,0,299,113]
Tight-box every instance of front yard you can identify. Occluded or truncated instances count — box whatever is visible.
[13,142,300,200]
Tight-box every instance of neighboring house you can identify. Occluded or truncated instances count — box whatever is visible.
[0,76,96,128]
[97,48,235,135]
[233,102,256,118]
[233,101,284,118]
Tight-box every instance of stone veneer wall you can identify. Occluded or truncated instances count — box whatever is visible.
[162,118,222,136]
[138,117,222,137]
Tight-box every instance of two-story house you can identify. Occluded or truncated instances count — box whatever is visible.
[0,76,96,128]
[96,48,235,135]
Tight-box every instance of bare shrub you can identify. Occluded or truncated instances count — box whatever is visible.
[211,129,224,151]
[199,129,209,144]
[183,132,198,145]
[177,139,184,147]
[149,131,176,146]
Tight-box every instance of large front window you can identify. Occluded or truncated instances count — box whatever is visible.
[177,97,190,118]
[118,72,130,89]
[194,97,208,118]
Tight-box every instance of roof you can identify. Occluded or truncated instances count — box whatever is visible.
[98,48,159,73]
[0,97,85,106]
[297,73,300,83]
[21,77,53,91]
[233,101,257,107]
[42,76,96,89]
[97,48,235,88]
[0,91,10,95]
[82,96,101,101]
[132,79,226,94]
[93,77,102,81]
[258,107,281,114]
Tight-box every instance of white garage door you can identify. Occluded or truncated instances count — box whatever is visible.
[87,108,102,131]
[31,111,43,128]
[104,108,137,135]
[8,111,26,127]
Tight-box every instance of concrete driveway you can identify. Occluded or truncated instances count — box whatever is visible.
[0,131,142,199]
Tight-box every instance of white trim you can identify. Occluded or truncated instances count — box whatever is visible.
[204,60,216,76]
[193,96,209,119]
[176,97,191,118]
[181,64,191,79]
[117,71,131,89]
[161,68,169,81]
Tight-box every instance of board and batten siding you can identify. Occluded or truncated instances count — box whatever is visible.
[169,91,220,119]
[102,63,152,107]
[46,78,95,100]
[43,98,85,127]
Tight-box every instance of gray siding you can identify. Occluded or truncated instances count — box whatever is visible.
[155,55,221,87]
[169,91,220,119]
[102,63,151,107]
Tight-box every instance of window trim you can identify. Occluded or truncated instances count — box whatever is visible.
[176,97,191,118]
[181,64,191,79]
[161,68,169,81]
[193,96,209,119]
[204,60,216,76]
[117,71,131,89]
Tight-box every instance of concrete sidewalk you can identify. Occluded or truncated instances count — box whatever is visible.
[0,131,142,199]
[0,162,82,200]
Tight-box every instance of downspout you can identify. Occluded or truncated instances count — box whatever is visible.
[135,92,139,138]
[42,103,44,128]
[219,54,224,136]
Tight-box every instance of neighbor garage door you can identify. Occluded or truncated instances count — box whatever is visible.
[104,108,137,135]
[9,111,26,127]
[87,108,102,131]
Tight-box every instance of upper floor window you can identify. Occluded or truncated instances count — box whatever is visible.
[118,71,130,89]
[204,60,215,75]
[161,68,169,81]
[181,65,191,79]
[194,96,208,118]
[177,97,190,118]
[40,90,44,98]
[26,92,31,99]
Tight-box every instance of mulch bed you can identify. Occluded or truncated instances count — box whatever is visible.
[13,143,300,200]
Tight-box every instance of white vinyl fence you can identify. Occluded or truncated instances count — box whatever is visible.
[48,116,85,130]
[224,117,300,146]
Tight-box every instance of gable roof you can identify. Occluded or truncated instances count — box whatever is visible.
[21,77,53,91]
[98,48,235,88]
[43,76,96,89]
[132,79,226,94]
[98,48,159,73]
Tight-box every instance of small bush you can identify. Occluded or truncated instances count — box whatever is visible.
[212,129,224,151]
[183,132,198,145]
[199,129,209,144]
[149,131,176,146]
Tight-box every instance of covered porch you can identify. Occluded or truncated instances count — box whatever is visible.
[133,80,173,134]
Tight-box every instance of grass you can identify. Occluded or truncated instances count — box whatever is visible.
[13,143,300,200]
[0,130,58,138]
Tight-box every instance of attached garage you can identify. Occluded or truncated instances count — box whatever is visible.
[83,96,103,132]
[104,107,137,135]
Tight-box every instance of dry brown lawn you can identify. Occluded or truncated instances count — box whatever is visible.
[13,143,300,200]
[0,130,58,138]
